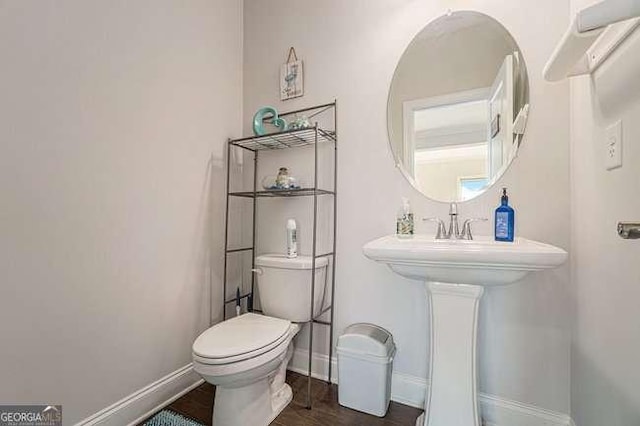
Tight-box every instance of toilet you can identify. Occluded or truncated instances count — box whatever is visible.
[192,254,328,426]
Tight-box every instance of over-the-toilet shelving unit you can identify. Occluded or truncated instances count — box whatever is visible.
[222,101,337,409]
[544,0,640,81]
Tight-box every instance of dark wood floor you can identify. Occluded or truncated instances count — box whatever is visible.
[147,371,423,425]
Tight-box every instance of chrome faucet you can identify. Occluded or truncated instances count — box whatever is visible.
[460,218,487,240]
[423,203,487,240]
[423,217,447,239]
[447,203,460,239]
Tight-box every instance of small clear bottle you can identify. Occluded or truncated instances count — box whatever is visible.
[396,198,414,238]
[276,167,290,188]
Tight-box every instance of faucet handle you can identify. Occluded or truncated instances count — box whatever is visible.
[423,217,447,239]
[460,218,488,240]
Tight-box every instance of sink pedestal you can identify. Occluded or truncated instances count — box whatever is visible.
[362,234,568,426]
[417,282,484,426]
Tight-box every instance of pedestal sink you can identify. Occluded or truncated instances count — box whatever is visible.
[363,235,568,426]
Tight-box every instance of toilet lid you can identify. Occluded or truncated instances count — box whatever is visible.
[193,313,291,361]
[256,254,328,270]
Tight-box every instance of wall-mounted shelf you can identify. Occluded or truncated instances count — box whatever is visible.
[544,0,640,81]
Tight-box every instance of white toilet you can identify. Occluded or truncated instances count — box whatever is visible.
[192,254,328,426]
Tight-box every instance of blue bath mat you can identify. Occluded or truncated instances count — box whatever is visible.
[143,409,204,426]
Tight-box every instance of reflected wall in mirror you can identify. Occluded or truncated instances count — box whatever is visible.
[388,11,529,202]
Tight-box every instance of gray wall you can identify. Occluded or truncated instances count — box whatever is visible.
[570,1,640,425]
[0,1,242,423]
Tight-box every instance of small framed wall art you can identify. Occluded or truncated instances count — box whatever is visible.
[280,47,304,101]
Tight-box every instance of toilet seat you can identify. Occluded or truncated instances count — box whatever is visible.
[193,329,294,382]
[193,313,292,365]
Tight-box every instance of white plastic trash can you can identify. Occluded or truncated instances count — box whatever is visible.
[337,323,396,417]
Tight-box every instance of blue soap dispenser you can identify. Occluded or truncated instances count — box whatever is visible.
[495,187,515,242]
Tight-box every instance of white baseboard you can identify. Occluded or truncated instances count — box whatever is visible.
[288,349,572,426]
[76,352,575,426]
[288,347,338,383]
[390,371,428,409]
[76,364,203,426]
[479,393,571,426]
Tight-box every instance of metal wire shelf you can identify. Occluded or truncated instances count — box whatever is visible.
[229,127,335,152]
[229,188,335,198]
[222,101,338,410]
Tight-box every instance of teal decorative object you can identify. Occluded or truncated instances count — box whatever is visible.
[253,106,288,136]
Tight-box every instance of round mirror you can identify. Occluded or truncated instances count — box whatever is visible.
[388,11,529,202]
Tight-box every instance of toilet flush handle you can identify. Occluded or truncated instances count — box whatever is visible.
[251,268,263,275]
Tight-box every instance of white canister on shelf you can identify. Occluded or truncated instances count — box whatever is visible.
[286,219,298,258]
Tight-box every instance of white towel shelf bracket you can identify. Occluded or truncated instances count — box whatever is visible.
[544,0,640,81]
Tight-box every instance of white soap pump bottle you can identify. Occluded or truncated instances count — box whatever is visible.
[286,219,298,258]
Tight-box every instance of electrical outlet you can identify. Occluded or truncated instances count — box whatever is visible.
[605,120,623,170]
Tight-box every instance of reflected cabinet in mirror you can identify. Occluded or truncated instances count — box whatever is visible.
[388,11,529,202]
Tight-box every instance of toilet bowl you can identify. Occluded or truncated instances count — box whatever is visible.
[193,313,300,426]
[192,255,328,426]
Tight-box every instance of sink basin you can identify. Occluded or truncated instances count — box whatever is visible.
[363,235,568,285]
[362,234,568,426]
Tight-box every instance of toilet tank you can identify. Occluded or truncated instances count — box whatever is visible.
[255,254,328,322]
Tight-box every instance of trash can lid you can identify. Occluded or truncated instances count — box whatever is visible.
[337,323,395,358]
